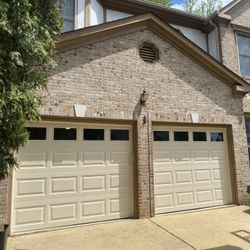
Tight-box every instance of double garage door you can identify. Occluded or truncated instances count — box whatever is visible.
[12,123,233,234]
[153,127,233,214]
[12,123,134,234]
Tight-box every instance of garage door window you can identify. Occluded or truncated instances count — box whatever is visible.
[111,130,129,141]
[27,127,46,140]
[153,131,169,141]
[54,128,77,140]
[193,132,207,141]
[211,132,223,142]
[84,129,104,140]
[174,131,188,141]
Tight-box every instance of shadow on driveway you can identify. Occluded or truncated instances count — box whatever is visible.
[205,246,243,250]
[231,230,250,243]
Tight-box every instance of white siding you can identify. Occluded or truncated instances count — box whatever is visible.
[171,24,208,52]
[106,9,132,22]
[91,0,104,26]
[77,0,85,29]
[208,29,219,60]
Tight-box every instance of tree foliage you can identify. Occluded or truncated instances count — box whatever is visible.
[183,0,223,17]
[147,0,172,6]
[0,0,63,178]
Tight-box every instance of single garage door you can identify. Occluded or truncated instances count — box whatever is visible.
[12,123,134,234]
[153,126,233,214]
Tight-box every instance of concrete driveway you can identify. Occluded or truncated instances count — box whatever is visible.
[7,205,250,250]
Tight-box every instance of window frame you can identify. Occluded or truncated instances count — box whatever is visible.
[83,128,105,141]
[53,127,77,141]
[26,127,47,141]
[210,132,224,142]
[110,129,129,141]
[153,131,170,142]
[236,32,250,77]
[245,118,250,165]
[193,132,207,142]
[174,131,189,142]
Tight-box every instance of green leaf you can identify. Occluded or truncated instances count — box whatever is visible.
[0,0,63,179]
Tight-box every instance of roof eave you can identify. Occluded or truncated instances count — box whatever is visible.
[99,0,213,31]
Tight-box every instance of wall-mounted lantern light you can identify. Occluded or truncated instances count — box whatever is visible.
[140,89,149,105]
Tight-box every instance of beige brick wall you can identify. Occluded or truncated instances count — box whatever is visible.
[218,23,239,74]
[219,1,250,73]
[0,179,8,226]
[227,1,250,29]
[40,28,250,216]
[218,1,250,112]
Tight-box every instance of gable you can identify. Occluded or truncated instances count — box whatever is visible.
[58,14,250,96]
[46,28,243,118]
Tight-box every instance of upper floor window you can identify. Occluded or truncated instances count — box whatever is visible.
[59,0,75,32]
[246,119,250,164]
[237,33,250,77]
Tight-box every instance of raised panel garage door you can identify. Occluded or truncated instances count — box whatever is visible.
[153,127,233,214]
[11,123,134,234]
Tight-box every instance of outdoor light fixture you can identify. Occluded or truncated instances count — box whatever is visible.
[140,89,149,105]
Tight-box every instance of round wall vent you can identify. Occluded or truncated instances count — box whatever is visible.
[139,44,158,63]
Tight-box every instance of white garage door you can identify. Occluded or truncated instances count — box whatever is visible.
[12,123,134,234]
[153,127,233,214]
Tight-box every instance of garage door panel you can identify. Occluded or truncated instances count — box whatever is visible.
[213,169,227,181]
[16,178,46,197]
[210,149,225,159]
[155,193,174,210]
[82,152,106,165]
[52,152,78,167]
[81,175,106,191]
[12,123,134,234]
[176,191,194,206]
[193,150,210,161]
[18,152,48,169]
[50,203,77,222]
[15,206,45,226]
[110,151,130,164]
[196,190,213,203]
[154,127,233,214]
[153,151,171,162]
[215,189,224,201]
[194,170,211,182]
[109,174,130,189]
[155,172,173,186]
[81,200,106,218]
[175,170,193,184]
[109,198,131,214]
[174,150,192,162]
[50,177,78,194]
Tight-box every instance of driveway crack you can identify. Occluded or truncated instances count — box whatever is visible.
[147,218,197,250]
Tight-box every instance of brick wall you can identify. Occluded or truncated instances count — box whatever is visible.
[0,179,8,227]
[218,22,239,74]
[40,28,250,216]
[218,1,250,112]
